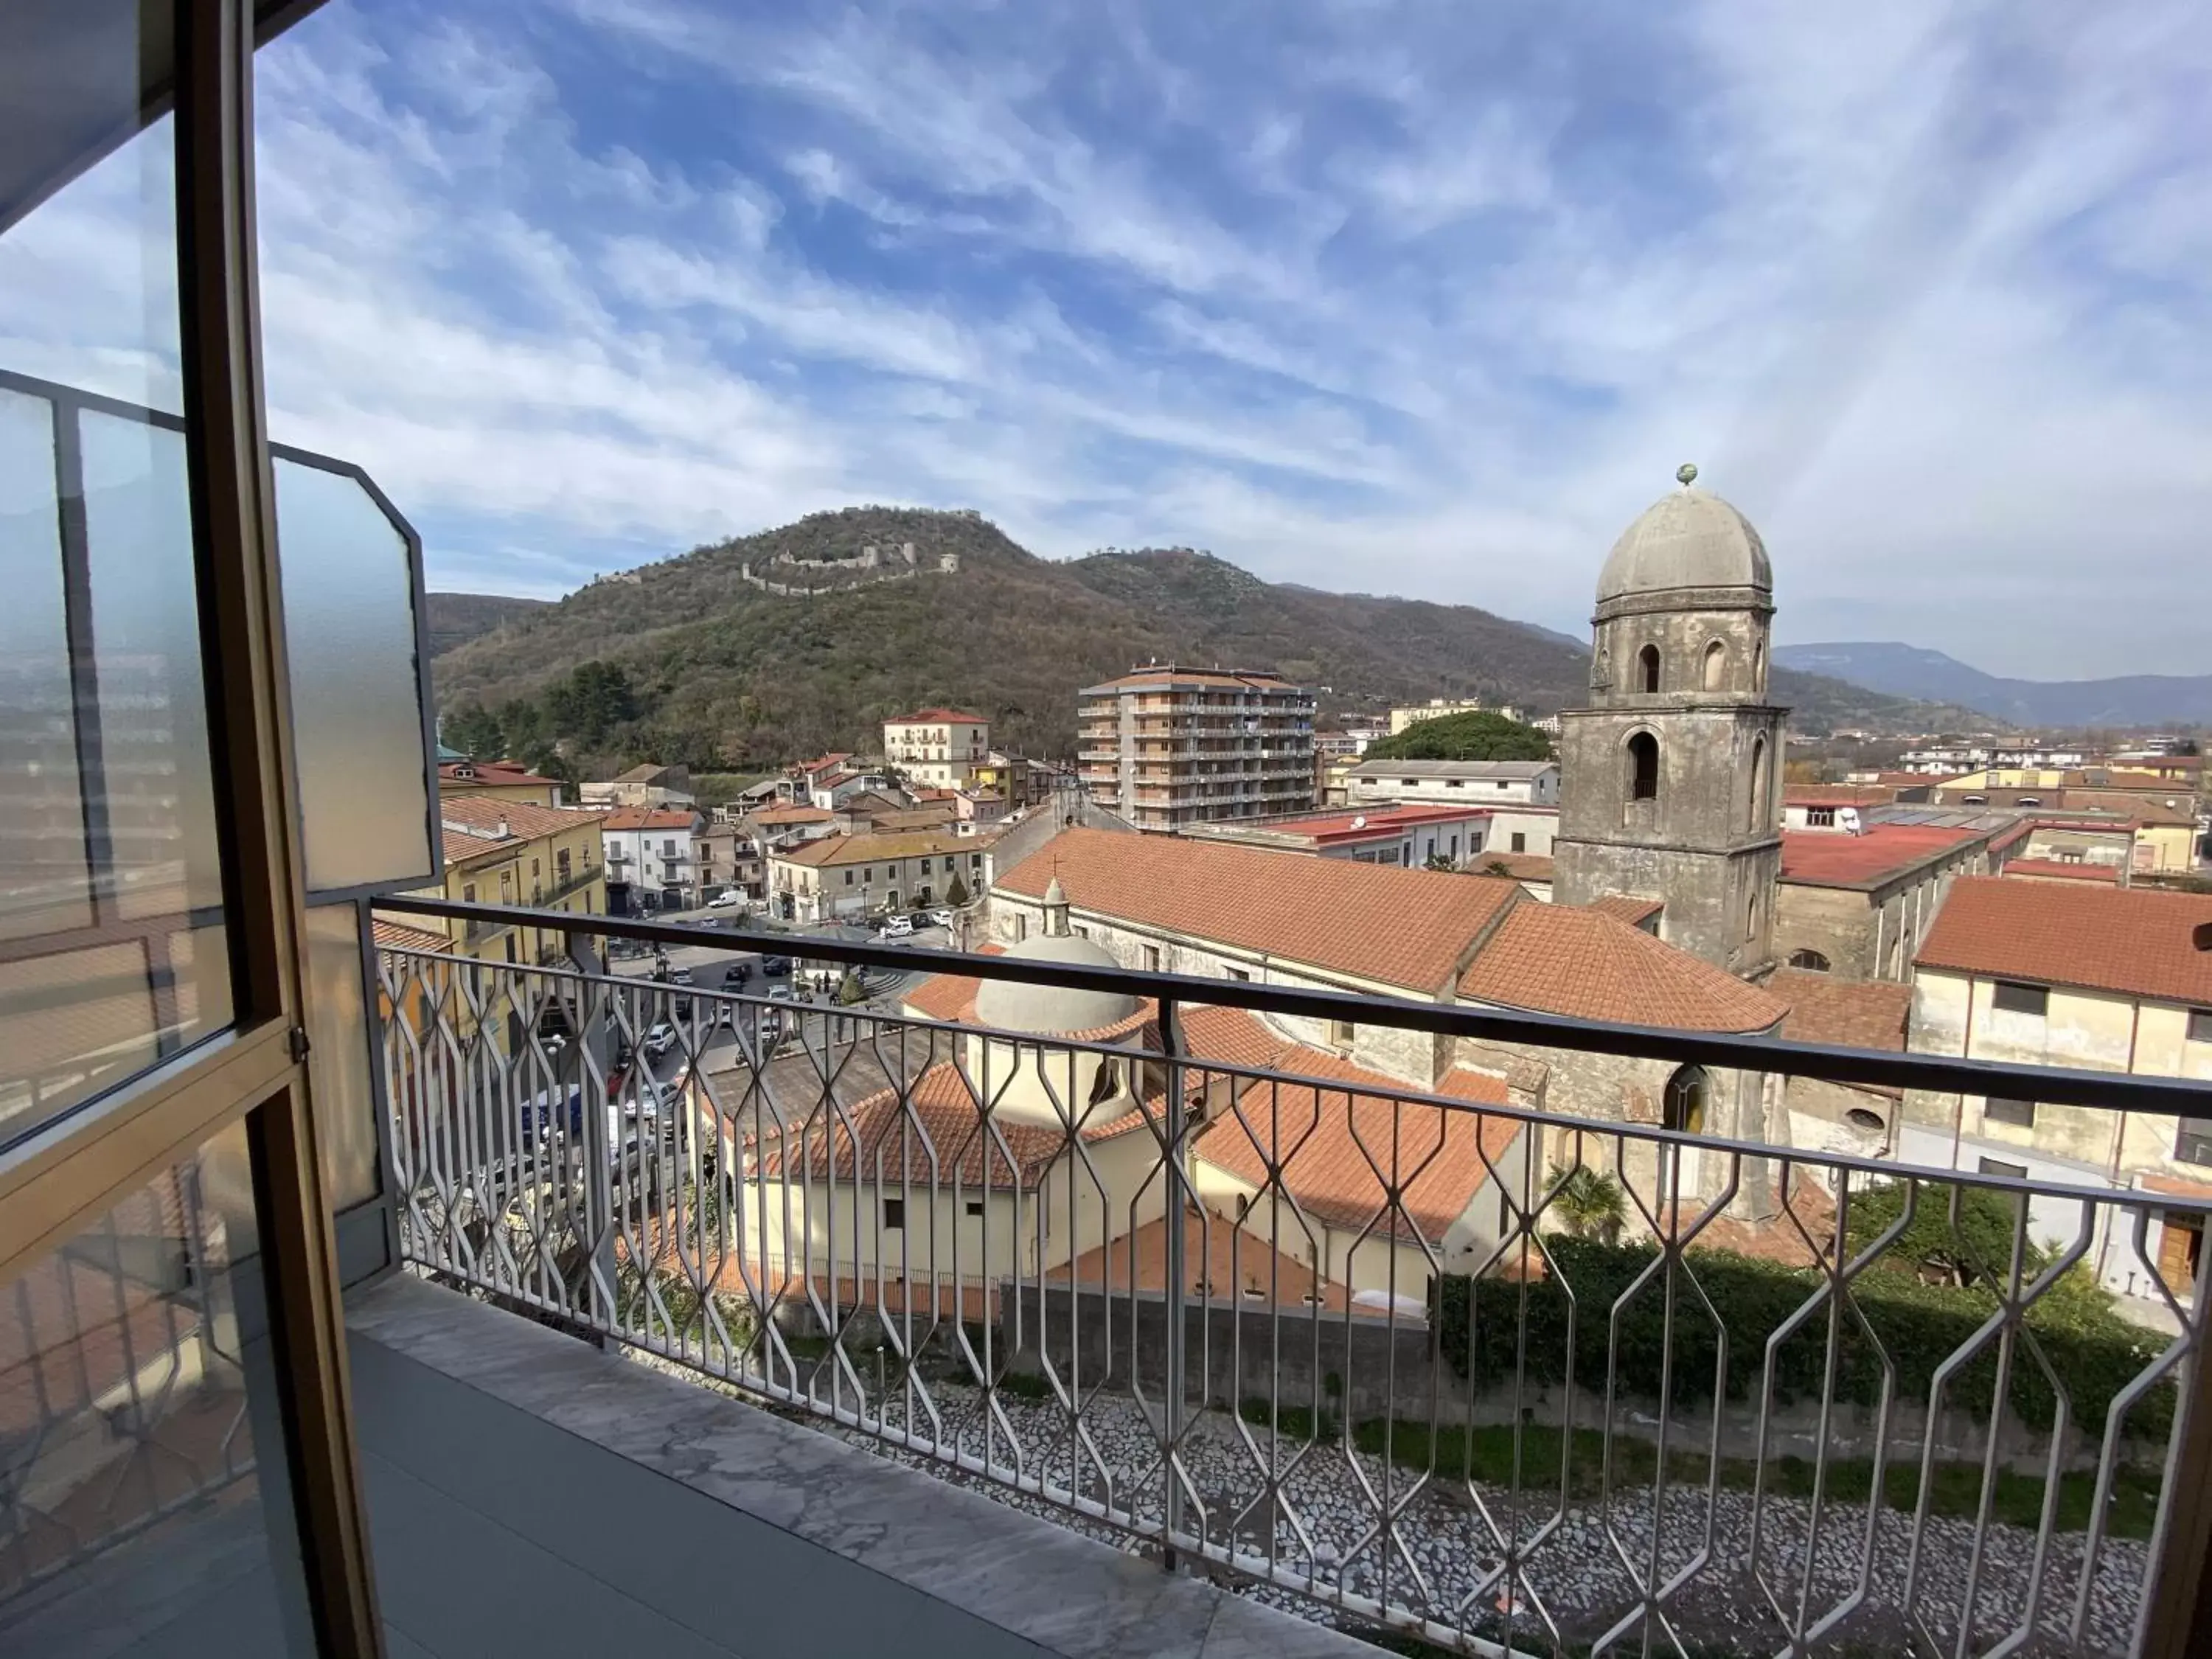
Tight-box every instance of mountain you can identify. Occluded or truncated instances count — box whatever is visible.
[428,507,1975,769]
[1776,643,2212,729]
[423,591,551,657]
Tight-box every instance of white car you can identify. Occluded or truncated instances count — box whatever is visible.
[643,1021,678,1058]
[926,909,954,930]
[878,915,914,939]
[708,890,742,908]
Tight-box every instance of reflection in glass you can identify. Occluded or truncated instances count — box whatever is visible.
[0,1117,315,1655]
[275,457,432,893]
[305,904,379,1210]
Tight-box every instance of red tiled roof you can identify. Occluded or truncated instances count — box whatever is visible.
[1914,877,2212,1005]
[442,827,509,865]
[2001,858,2121,884]
[789,753,853,777]
[1194,1051,1514,1240]
[439,759,560,788]
[900,944,1006,1023]
[1254,802,1491,844]
[1458,904,1787,1033]
[1784,785,1895,806]
[751,805,835,824]
[1779,824,1984,888]
[995,829,1517,993]
[1590,894,1663,927]
[755,1063,1073,1189]
[372,918,452,953]
[1773,970,1909,1052]
[1051,1211,1350,1312]
[600,807,698,832]
[1477,851,1556,881]
[889,709,987,724]
[779,828,984,867]
[441,796,606,841]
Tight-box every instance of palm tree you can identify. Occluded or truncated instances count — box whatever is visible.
[1551,1164,1626,1245]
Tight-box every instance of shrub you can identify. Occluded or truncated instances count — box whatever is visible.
[1430,1234,2172,1436]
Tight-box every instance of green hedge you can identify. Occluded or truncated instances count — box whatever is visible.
[1431,1236,2174,1437]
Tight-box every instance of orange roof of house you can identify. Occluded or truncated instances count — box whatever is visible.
[1249,802,1492,844]
[1590,894,1664,927]
[439,758,561,788]
[1193,1048,1514,1241]
[1773,970,1910,1052]
[600,807,698,832]
[1457,904,1787,1033]
[995,828,1517,993]
[1779,824,1986,888]
[372,917,453,954]
[889,708,987,724]
[1785,785,1896,806]
[1051,1211,1350,1312]
[1478,851,1556,881]
[779,829,983,867]
[2001,858,2121,884]
[440,796,605,841]
[1915,877,2212,1004]
[441,827,509,865]
[756,1063,1071,1189]
[751,805,835,824]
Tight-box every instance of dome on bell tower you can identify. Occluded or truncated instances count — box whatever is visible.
[1596,465,1770,606]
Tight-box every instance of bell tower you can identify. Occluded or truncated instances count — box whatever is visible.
[1554,465,1787,974]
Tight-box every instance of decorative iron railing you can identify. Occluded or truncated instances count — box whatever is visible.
[368,900,2212,1658]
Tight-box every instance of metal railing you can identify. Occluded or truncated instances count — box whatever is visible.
[369,898,2212,1658]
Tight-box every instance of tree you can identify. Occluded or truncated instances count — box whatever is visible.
[1482,858,1514,877]
[1843,1178,2049,1291]
[1549,1164,1626,1245]
[442,704,505,758]
[945,872,970,907]
[1424,851,1455,872]
[836,970,869,1006]
[1361,710,1552,763]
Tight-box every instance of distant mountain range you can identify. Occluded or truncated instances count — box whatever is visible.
[422,591,549,657]
[1775,643,2212,730]
[424,507,1983,769]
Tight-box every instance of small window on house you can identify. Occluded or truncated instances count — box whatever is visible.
[1983,1096,2037,1127]
[882,1198,905,1229]
[1963,794,1988,806]
[1627,733,1660,801]
[1225,966,1251,982]
[1806,807,1836,827]
[1013,914,1027,942]
[463,883,476,903]
[1142,945,1161,973]
[1329,1018,1354,1047]
[1638,643,1661,694]
[1510,832,1526,853]
[2191,1010,2212,1044]
[1702,639,1726,692]
[1787,949,1831,972]
[1978,1157,2028,1180]
[1992,981,2048,1017]
[2175,1119,2212,1165]
[844,869,854,885]
[1845,1107,1886,1133]
[965,1199,984,1218]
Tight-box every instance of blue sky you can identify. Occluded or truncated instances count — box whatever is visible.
[4,0,2209,678]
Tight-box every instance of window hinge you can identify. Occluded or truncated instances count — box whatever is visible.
[286,1026,313,1064]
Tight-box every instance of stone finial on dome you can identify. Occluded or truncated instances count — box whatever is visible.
[1676,462,1698,487]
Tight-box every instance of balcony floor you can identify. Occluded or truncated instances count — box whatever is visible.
[346,1273,1380,1659]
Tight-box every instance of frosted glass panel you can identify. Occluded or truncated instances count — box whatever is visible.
[304,902,379,1209]
[273,459,433,892]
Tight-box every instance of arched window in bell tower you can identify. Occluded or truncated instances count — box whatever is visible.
[1627,731,1659,801]
[1702,639,1727,692]
[1750,735,1769,828]
[1638,644,1661,694]
[1753,639,1765,689]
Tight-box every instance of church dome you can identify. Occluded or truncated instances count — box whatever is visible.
[1596,467,1770,604]
[972,878,1141,1035]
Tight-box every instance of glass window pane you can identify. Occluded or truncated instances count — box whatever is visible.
[305,903,379,1210]
[0,1116,316,1655]
[274,456,433,893]
[0,97,231,1147]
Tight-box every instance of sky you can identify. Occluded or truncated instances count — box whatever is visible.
[3,0,2208,679]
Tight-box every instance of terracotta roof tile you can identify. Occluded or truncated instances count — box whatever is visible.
[1590,894,1663,926]
[1773,970,1909,1051]
[1478,851,1556,881]
[1457,905,1787,1033]
[440,796,608,839]
[1779,824,1986,888]
[439,759,560,788]
[779,828,987,867]
[372,918,453,953]
[755,1062,1071,1189]
[1914,877,2212,1005]
[599,807,699,832]
[995,829,1517,993]
[2000,858,2121,884]
[889,709,987,724]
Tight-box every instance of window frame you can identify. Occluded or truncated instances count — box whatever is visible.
[1991,980,2049,1018]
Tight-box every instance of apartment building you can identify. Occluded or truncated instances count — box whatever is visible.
[406,799,608,967]
[1077,667,1315,831]
[1180,802,1492,868]
[1346,758,1560,807]
[437,757,566,808]
[769,830,994,922]
[1903,878,2212,1299]
[599,806,704,909]
[883,709,991,787]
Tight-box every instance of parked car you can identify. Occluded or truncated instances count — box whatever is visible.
[761,955,791,977]
[720,961,751,987]
[766,985,799,1004]
[926,909,953,930]
[708,890,742,908]
[878,915,914,939]
[643,1023,678,1058]
[667,965,693,985]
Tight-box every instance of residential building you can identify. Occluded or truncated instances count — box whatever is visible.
[1386,698,1524,734]
[745,802,841,850]
[406,799,608,968]
[580,761,695,810]
[1904,879,2212,1300]
[770,830,996,921]
[437,756,566,807]
[807,767,898,810]
[1180,802,1491,868]
[1780,785,1898,830]
[600,806,704,909]
[883,709,991,787]
[970,751,1045,810]
[1772,821,1997,979]
[1077,666,1316,830]
[1345,757,1559,807]
[1553,470,1787,975]
[696,824,762,900]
